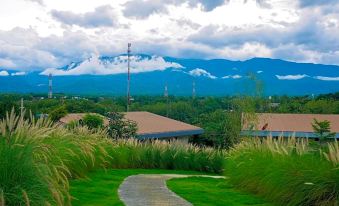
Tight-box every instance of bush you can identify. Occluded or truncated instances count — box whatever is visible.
[193,110,241,149]
[106,112,137,139]
[49,106,67,122]
[82,113,104,129]
[225,137,339,206]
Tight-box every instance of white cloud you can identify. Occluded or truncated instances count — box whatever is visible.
[40,55,183,76]
[11,71,26,76]
[222,74,242,79]
[0,70,9,76]
[51,5,118,28]
[188,68,217,79]
[314,76,339,81]
[275,74,309,80]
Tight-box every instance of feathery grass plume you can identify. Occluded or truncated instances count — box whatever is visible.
[0,189,4,206]
[226,136,339,206]
[323,140,339,165]
[22,190,30,206]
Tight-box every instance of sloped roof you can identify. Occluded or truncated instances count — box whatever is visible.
[124,111,203,139]
[59,112,203,139]
[242,113,339,138]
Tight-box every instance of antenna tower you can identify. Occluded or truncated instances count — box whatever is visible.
[126,43,132,112]
[192,80,196,99]
[48,73,53,99]
[20,98,24,116]
[164,83,169,117]
[164,84,168,98]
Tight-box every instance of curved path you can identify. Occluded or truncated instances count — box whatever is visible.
[118,174,224,206]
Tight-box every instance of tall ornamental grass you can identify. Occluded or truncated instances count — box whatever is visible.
[107,139,225,173]
[225,137,339,206]
[0,111,224,206]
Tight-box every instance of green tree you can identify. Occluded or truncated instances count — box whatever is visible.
[82,114,104,129]
[312,119,336,143]
[106,112,137,139]
[49,106,67,122]
[194,110,241,149]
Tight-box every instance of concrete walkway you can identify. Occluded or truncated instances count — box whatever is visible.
[118,174,224,206]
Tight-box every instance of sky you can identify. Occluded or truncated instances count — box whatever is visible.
[0,0,338,72]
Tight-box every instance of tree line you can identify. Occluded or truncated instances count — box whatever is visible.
[0,92,338,148]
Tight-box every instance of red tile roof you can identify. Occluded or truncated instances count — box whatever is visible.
[124,111,203,136]
[243,113,339,133]
[59,112,203,138]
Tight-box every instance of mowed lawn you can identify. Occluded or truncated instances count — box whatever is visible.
[70,169,272,206]
[167,177,273,206]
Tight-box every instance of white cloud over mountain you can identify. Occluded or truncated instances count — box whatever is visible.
[222,75,242,79]
[314,76,339,81]
[0,71,9,76]
[188,68,217,79]
[40,55,183,76]
[11,71,26,76]
[275,74,309,80]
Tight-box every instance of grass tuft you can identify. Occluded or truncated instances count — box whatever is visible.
[226,137,339,206]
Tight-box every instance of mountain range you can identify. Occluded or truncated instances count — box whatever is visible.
[0,54,338,96]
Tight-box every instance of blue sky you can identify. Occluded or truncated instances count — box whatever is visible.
[0,0,338,72]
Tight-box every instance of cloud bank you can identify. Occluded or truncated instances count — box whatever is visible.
[40,55,183,76]
[188,68,217,79]
[222,74,242,79]
[314,76,339,81]
[275,74,309,80]
[0,70,9,76]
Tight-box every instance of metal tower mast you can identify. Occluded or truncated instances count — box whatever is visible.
[126,43,131,112]
[48,73,53,99]
[164,83,169,117]
[192,80,196,99]
[164,84,168,98]
[20,98,24,116]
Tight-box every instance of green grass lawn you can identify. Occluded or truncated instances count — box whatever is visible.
[70,169,273,206]
[70,169,208,206]
[167,177,273,206]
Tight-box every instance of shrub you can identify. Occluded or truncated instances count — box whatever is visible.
[106,112,137,139]
[49,106,67,122]
[225,137,339,206]
[82,113,104,129]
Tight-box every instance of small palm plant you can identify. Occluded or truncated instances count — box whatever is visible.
[312,118,336,144]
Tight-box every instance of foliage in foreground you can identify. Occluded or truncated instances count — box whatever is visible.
[0,111,224,205]
[225,137,339,206]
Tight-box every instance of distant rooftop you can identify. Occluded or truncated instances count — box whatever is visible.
[124,112,203,139]
[242,113,339,138]
[59,112,203,139]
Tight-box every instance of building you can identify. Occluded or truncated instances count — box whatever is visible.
[241,113,339,139]
[124,112,203,141]
[59,112,203,141]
